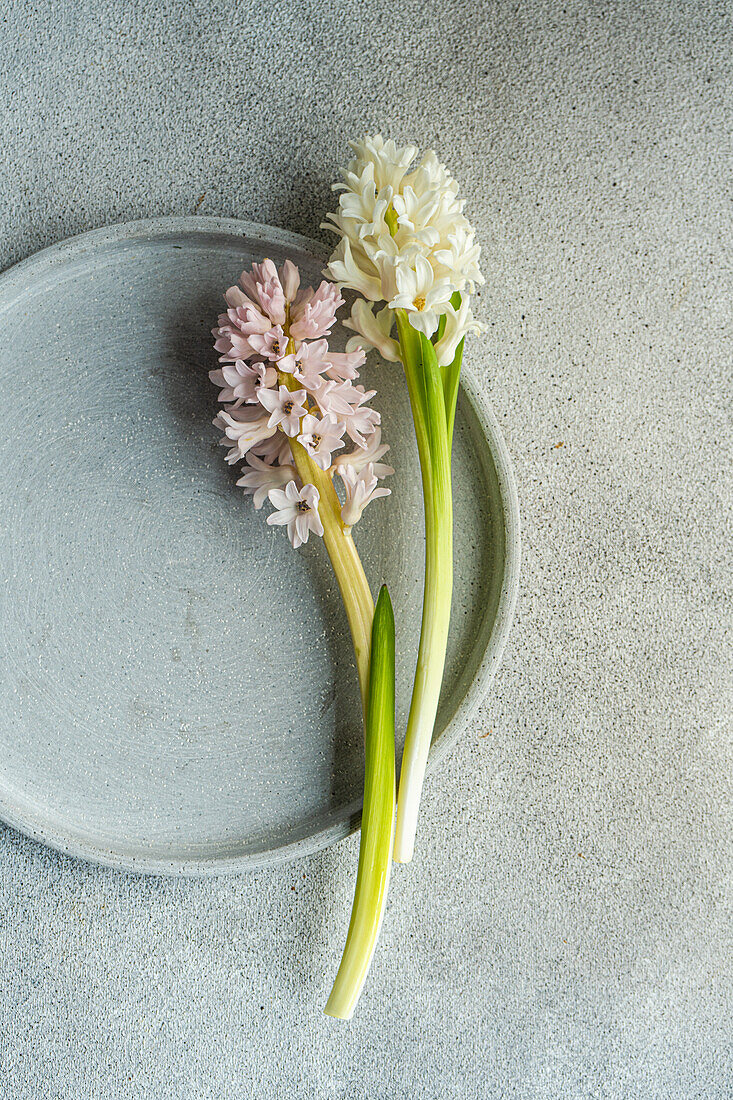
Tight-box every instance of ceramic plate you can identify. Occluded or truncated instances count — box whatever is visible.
[0,217,519,874]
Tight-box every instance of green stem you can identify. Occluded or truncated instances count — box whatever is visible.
[393,312,454,864]
[325,585,396,1020]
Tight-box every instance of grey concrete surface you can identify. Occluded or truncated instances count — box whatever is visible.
[0,1,730,1097]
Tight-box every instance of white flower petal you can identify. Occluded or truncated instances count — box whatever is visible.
[343,301,400,362]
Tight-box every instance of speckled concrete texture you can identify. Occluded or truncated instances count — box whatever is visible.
[0,1,730,1098]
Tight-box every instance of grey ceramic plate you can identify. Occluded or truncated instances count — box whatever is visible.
[0,217,519,875]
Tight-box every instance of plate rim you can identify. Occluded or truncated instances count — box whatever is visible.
[0,215,521,875]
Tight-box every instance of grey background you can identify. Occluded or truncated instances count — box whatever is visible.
[0,0,730,1096]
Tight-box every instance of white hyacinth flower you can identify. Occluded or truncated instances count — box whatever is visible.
[338,134,418,195]
[326,237,383,302]
[324,133,484,351]
[384,254,453,338]
[432,224,485,293]
[338,463,391,527]
[329,180,392,241]
[343,300,400,362]
[402,150,460,200]
[433,296,487,367]
[266,481,324,549]
[390,186,443,245]
[236,454,296,509]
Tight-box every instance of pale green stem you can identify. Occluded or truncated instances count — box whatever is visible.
[393,312,454,864]
[325,585,395,1020]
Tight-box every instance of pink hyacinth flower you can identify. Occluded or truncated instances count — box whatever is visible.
[247,325,290,362]
[267,481,324,549]
[213,406,276,462]
[289,281,344,340]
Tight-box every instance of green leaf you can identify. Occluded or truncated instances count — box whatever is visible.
[418,330,450,464]
[395,309,427,420]
[433,289,462,346]
[436,292,464,453]
[441,338,464,453]
[325,585,396,1020]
